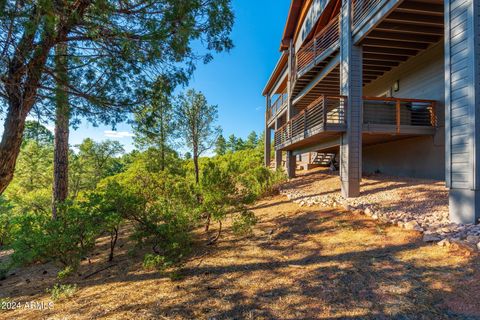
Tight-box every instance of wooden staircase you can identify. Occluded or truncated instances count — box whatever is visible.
[311,152,336,167]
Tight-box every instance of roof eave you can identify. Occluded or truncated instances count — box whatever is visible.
[262,52,289,96]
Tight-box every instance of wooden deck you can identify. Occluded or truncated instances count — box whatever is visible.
[274,95,437,151]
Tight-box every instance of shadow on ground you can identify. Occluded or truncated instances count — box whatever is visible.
[0,194,478,320]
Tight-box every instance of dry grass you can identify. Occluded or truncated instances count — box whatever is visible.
[1,193,479,319]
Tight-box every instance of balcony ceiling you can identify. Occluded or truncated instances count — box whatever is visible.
[360,0,444,85]
[293,0,444,109]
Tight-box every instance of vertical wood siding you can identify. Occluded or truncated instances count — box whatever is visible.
[446,0,476,190]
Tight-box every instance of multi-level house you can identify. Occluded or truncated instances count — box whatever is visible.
[263,0,480,224]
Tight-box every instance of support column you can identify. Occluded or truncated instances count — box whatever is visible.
[287,150,296,179]
[339,0,362,198]
[445,0,480,224]
[285,39,296,178]
[274,119,282,170]
[264,127,271,167]
[264,96,271,167]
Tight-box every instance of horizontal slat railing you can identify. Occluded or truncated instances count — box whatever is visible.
[267,92,288,123]
[363,96,437,133]
[274,95,347,149]
[352,0,385,29]
[295,15,340,78]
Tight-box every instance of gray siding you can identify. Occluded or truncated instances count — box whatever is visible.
[446,0,474,190]
[363,137,445,180]
[339,0,362,197]
[445,0,480,224]
[362,43,446,180]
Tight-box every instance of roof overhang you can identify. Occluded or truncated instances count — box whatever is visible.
[262,52,289,96]
[280,0,313,50]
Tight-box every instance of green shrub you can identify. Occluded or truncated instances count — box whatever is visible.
[142,254,168,271]
[57,266,75,280]
[10,197,105,268]
[47,283,77,301]
[232,210,258,235]
[0,196,13,248]
[97,161,197,260]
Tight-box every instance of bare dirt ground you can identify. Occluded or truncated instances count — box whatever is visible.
[1,186,480,319]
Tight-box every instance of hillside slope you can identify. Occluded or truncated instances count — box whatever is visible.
[1,191,480,319]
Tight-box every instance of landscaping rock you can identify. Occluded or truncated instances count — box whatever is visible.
[423,234,442,243]
[279,171,480,253]
[404,220,420,230]
[466,235,480,244]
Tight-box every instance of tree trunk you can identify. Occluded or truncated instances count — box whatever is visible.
[193,154,199,184]
[109,226,118,262]
[0,107,28,194]
[52,43,70,219]
[160,145,165,171]
[160,113,165,171]
[0,0,91,196]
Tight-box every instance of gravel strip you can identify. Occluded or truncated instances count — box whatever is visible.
[279,169,480,252]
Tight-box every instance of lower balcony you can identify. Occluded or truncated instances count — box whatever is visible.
[274,95,437,151]
[274,95,347,150]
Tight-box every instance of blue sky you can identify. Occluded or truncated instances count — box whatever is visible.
[63,0,290,152]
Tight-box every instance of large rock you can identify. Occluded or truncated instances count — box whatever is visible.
[466,235,480,244]
[404,220,420,231]
[423,234,442,242]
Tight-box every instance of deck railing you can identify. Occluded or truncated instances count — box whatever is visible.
[295,15,340,78]
[363,97,437,133]
[267,92,288,123]
[274,95,346,148]
[352,0,385,29]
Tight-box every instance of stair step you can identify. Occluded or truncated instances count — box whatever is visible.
[311,152,336,166]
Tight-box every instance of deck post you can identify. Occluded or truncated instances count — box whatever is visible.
[265,96,271,167]
[285,39,296,177]
[274,119,283,170]
[445,0,480,224]
[264,126,271,167]
[339,0,362,198]
[287,150,296,179]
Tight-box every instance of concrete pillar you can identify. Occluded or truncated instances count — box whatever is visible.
[445,0,480,224]
[286,151,296,178]
[339,0,362,198]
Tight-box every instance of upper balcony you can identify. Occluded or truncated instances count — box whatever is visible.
[266,92,288,125]
[294,15,340,81]
[274,96,437,151]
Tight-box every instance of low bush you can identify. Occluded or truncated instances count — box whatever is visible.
[10,197,106,268]
[97,160,197,261]
[0,197,13,248]
[47,284,77,301]
[142,254,169,271]
[57,266,75,280]
[232,210,258,235]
